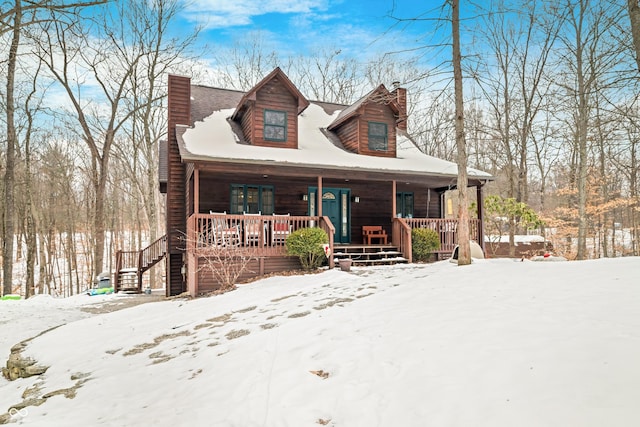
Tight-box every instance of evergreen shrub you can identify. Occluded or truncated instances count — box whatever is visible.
[412,228,440,262]
[285,227,329,270]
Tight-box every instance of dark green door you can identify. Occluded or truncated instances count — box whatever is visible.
[322,190,340,242]
[308,187,350,243]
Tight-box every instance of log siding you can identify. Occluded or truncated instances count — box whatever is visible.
[254,77,298,148]
[166,75,191,296]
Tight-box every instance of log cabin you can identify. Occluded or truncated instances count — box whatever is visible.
[115,67,493,296]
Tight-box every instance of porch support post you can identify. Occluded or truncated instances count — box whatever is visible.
[392,180,397,218]
[477,184,486,254]
[194,167,200,214]
[317,176,323,216]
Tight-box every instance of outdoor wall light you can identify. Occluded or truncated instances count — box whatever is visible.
[301,194,308,201]
[352,196,360,203]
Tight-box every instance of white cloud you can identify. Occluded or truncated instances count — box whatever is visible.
[184,0,329,29]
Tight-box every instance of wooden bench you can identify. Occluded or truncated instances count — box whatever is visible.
[362,225,388,245]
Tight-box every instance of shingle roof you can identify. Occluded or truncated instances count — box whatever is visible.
[229,67,310,121]
[175,84,493,182]
[327,84,400,130]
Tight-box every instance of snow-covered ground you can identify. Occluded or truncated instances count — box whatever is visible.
[1,257,639,426]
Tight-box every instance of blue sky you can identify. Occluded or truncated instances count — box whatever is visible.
[177,0,447,60]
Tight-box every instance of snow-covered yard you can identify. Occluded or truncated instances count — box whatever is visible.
[1,257,639,426]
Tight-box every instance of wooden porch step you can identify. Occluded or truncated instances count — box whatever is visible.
[333,245,408,266]
[349,257,408,266]
[333,250,403,257]
[115,234,167,293]
[116,271,140,293]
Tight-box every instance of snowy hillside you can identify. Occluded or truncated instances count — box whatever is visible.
[1,257,639,426]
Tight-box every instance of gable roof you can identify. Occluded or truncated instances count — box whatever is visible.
[175,84,493,185]
[327,84,400,131]
[230,67,310,121]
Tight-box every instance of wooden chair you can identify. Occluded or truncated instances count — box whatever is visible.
[362,225,388,245]
[209,211,241,247]
[243,212,266,246]
[271,213,292,245]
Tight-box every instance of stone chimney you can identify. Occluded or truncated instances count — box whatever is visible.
[391,82,407,131]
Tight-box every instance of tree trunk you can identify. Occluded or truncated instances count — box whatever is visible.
[452,0,471,265]
[628,0,640,72]
[25,87,36,299]
[576,47,589,260]
[3,0,21,296]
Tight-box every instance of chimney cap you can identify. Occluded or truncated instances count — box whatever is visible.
[392,81,401,89]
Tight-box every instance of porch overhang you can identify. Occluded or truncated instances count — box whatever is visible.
[182,156,491,189]
[174,122,494,189]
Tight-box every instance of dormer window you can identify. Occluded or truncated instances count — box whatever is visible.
[368,122,388,151]
[264,109,287,142]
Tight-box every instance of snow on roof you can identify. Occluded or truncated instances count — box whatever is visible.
[178,101,492,180]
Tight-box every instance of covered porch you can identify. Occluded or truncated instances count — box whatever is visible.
[185,211,482,295]
[183,162,487,294]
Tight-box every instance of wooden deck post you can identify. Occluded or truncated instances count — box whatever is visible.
[477,184,486,254]
[317,176,323,216]
[392,180,397,218]
[194,167,200,214]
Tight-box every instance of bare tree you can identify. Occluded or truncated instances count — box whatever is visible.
[211,31,280,91]
[1,0,105,295]
[33,0,193,279]
[472,0,562,256]
[115,0,198,286]
[292,47,364,104]
[628,0,640,72]
[19,57,46,297]
[555,0,622,259]
[452,0,471,265]
[2,0,21,296]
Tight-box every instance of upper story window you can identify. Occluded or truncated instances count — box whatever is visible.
[368,121,388,151]
[264,109,287,142]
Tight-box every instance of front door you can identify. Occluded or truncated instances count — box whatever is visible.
[309,187,351,243]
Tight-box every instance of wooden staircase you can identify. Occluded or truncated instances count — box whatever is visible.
[114,235,167,293]
[333,245,408,266]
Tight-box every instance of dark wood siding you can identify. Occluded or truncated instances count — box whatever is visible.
[239,103,254,143]
[321,178,394,244]
[166,75,191,296]
[196,256,302,294]
[186,163,195,216]
[254,77,298,148]
[196,171,446,245]
[426,189,442,218]
[395,186,442,219]
[263,256,301,274]
[198,174,317,215]
[334,119,359,153]
[332,100,397,158]
[358,101,396,157]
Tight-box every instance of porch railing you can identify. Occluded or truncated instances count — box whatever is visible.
[402,218,481,255]
[187,213,334,261]
[392,218,412,262]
